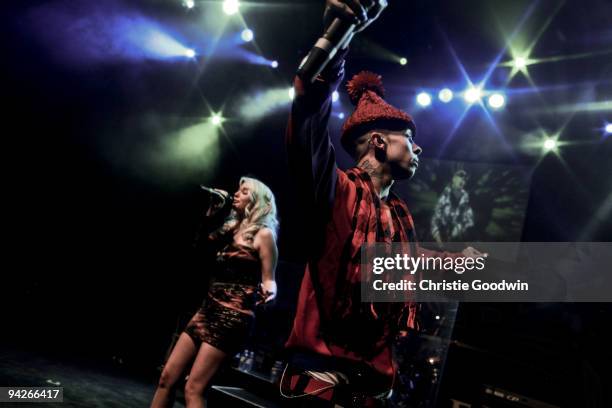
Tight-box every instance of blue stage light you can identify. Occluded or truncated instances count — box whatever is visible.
[464,86,482,104]
[488,93,505,109]
[241,29,253,42]
[416,92,432,107]
[438,88,453,103]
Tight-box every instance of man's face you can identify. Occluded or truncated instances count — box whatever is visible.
[382,128,422,180]
[452,174,466,190]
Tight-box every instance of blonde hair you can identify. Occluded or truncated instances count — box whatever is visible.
[221,176,279,243]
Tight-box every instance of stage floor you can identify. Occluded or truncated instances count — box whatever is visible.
[0,348,172,407]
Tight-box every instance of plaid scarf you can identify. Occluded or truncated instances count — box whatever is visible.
[311,167,421,359]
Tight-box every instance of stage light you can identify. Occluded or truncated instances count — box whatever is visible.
[160,120,222,173]
[210,113,224,126]
[464,86,482,104]
[184,0,195,9]
[399,57,407,66]
[416,92,432,107]
[438,88,453,103]
[270,60,278,68]
[332,91,339,103]
[513,56,527,70]
[488,93,505,110]
[337,112,345,119]
[223,0,240,15]
[140,29,198,60]
[605,123,612,134]
[240,88,295,120]
[241,29,253,42]
[543,138,557,151]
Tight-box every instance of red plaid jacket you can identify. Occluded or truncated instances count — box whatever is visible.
[284,51,430,380]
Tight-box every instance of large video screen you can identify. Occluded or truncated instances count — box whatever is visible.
[396,158,531,244]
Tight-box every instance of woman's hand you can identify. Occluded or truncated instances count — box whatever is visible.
[254,227,278,305]
[205,188,230,217]
[257,280,277,305]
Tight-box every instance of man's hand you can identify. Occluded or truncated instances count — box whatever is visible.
[325,0,387,33]
[462,246,488,259]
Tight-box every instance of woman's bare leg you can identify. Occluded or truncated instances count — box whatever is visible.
[183,343,227,408]
[151,333,198,408]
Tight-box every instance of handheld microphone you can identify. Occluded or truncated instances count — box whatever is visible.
[199,185,228,205]
[297,1,387,83]
[297,17,356,84]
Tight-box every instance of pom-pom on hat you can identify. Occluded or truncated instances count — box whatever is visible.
[341,71,416,153]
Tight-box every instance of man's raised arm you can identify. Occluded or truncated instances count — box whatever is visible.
[285,51,346,220]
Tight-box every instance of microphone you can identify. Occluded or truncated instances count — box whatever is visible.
[297,1,387,83]
[297,18,355,84]
[199,185,229,206]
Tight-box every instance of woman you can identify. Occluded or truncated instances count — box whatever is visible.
[151,176,279,408]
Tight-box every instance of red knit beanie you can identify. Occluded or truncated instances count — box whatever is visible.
[341,71,416,153]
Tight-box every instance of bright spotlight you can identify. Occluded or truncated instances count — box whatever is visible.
[338,112,345,119]
[438,88,453,103]
[488,93,505,109]
[332,91,339,103]
[605,123,612,134]
[184,48,195,58]
[464,86,482,104]
[514,56,527,70]
[270,60,279,68]
[184,0,195,9]
[223,0,240,15]
[416,92,432,107]
[288,87,295,100]
[241,29,253,42]
[399,57,407,66]
[210,113,224,126]
[543,138,557,151]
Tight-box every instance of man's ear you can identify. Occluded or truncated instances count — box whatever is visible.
[369,132,386,150]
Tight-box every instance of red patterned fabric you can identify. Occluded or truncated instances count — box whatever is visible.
[285,167,421,379]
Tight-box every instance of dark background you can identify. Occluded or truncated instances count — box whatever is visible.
[2,0,612,404]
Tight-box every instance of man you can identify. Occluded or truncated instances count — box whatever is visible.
[283,1,483,406]
[431,169,475,247]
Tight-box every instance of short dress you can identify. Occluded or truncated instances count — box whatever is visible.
[185,241,261,354]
